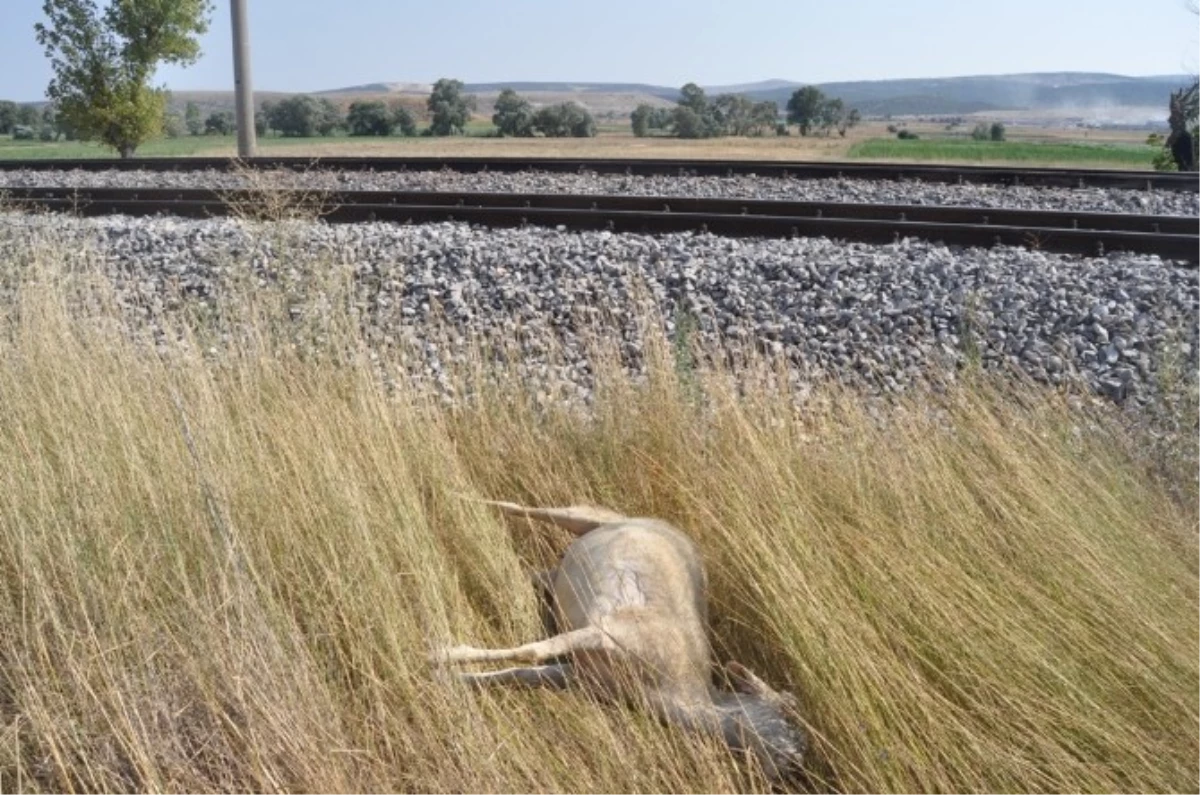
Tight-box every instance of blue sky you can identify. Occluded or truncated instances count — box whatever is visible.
[2,0,1196,101]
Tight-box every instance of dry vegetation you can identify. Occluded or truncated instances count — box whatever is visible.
[0,229,1196,793]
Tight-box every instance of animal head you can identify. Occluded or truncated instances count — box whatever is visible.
[719,661,808,784]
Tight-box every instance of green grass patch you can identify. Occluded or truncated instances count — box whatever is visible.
[848,137,1159,168]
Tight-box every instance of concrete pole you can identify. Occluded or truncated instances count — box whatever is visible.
[230,0,257,157]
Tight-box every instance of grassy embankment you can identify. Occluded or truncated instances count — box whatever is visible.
[0,228,1195,792]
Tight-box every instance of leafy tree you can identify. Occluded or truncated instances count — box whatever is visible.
[750,101,780,136]
[163,111,184,138]
[347,100,393,136]
[672,106,708,139]
[391,103,417,136]
[39,105,59,140]
[677,82,709,115]
[258,100,275,136]
[837,107,861,137]
[184,100,202,135]
[786,86,825,136]
[34,0,213,158]
[204,110,234,135]
[971,122,990,141]
[631,103,653,137]
[713,94,754,136]
[532,102,595,137]
[816,97,843,136]
[314,98,342,136]
[427,78,475,135]
[15,105,40,127]
[268,95,328,137]
[0,101,16,134]
[492,88,534,137]
[989,122,1006,142]
[632,103,674,136]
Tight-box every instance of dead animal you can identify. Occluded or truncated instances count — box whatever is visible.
[431,500,807,783]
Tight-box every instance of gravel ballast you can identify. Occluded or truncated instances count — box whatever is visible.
[2,210,1195,411]
[2,167,1198,216]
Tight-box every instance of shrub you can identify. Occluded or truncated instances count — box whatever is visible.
[204,111,234,135]
[492,89,535,137]
[532,102,595,138]
[12,125,35,140]
[990,122,1006,142]
[897,129,919,140]
[971,122,991,141]
[391,105,417,137]
[427,78,475,136]
[347,101,393,136]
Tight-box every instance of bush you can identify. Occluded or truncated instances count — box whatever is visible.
[532,102,595,138]
[204,111,234,135]
[391,105,417,137]
[12,125,35,140]
[886,124,899,134]
[427,78,475,136]
[897,129,919,140]
[971,122,991,141]
[492,89,535,137]
[990,122,1006,142]
[347,101,393,136]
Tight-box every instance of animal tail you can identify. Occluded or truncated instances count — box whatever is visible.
[471,498,626,536]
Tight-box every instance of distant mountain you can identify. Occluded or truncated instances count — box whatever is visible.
[253,72,1196,120]
[742,73,1193,115]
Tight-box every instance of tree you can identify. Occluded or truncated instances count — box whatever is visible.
[39,105,59,140]
[163,111,184,138]
[672,106,709,139]
[427,78,474,136]
[837,107,861,137]
[314,98,342,136]
[989,121,1006,142]
[816,97,843,136]
[749,101,780,136]
[34,0,213,158]
[713,94,755,136]
[0,101,16,134]
[204,110,234,135]
[391,103,417,136]
[786,86,825,136]
[631,103,653,137]
[184,100,202,135]
[678,82,708,115]
[492,88,534,137]
[532,102,596,137]
[347,100,393,136]
[15,105,40,127]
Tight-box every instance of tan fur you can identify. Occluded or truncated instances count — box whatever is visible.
[432,499,807,782]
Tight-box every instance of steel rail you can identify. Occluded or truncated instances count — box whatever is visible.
[0,155,1195,191]
[7,186,1196,236]
[6,188,1196,264]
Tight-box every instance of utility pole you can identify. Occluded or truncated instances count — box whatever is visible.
[230,0,256,157]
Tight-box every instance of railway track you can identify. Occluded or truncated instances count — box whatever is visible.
[7,186,1196,263]
[1,155,1196,192]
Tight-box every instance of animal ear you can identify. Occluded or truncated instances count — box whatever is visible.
[725,660,774,696]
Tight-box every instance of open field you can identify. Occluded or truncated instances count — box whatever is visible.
[847,138,1160,169]
[0,122,1166,168]
[0,230,1196,792]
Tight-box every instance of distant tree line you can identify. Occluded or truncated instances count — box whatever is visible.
[630,83,860,139]
[0,99,75,141]
[492,88,596,138]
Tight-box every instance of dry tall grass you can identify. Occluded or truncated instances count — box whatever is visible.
[0,238,1196,793]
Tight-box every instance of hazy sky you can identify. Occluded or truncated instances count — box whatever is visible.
[2,0,1197,101]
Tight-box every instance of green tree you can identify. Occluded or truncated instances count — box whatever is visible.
[258,100,275,136]
[347,101,393,136]
[713,94,754,136]
[816,97,843,136]
[391,103,417,136]
[631,103,653,137]
[427,78,474,135]
[15,105,40,127]
[989,121,1006,142]
[39,105,59,140]
[163,111,184,138]
[314,98,342,136]
[750,101,780,136]
[971,122,990,141]
[0,101,18,134]
[34,0,213,158]
[532,102,595,137]
[492,88,534,137]
[204,110,233,135]
[786,86,825,136]
[678,82,708,115]
[837,107,861,137]
[269,95,318,137]
[672,106,708,139]
[184,100,202,135]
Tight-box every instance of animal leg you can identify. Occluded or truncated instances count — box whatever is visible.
[477,499,627,536]
[455,662,573,690]
[432,626,611,666]
[530,568,560,636]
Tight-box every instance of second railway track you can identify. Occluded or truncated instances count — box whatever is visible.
[6,186,1197,264]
